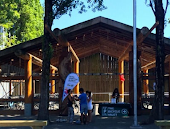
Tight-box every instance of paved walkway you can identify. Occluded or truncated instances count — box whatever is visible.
[0,114,164,129]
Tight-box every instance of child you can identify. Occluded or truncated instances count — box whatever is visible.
[67,89,74,124]
[86,91,93,123]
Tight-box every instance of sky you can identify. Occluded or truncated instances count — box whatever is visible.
[40,0,170,38]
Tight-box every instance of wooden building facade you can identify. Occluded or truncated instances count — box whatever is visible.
[0,17,170,115]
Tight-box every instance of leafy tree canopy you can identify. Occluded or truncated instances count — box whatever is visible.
[54,0,106,17]
[46,0,107,25]
[0,0,44,48]
[0,0,20,29]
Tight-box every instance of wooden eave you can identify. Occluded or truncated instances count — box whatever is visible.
[0,16,170,73]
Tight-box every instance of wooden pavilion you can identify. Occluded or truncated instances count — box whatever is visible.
[0,16,170,115]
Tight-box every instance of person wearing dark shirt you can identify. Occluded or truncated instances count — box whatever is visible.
[112,88,120,103]
[67,89,74,124]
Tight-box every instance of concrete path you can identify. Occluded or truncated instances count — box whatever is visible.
[47,115,159,129]
[0,114,163,129]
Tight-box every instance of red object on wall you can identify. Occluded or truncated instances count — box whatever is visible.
[120,74,125,81]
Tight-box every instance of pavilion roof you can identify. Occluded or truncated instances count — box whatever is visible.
[0,16,170,73]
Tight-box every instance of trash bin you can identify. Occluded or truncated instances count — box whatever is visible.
[98,103,131,117]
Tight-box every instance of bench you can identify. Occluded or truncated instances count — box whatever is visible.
[0,120,47,129]
[155,120,170,129]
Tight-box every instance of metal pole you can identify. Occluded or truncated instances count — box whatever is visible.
[131,1,141,128]
[133,0,137,126]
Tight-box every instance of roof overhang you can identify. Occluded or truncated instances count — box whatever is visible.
[0,16,170,73]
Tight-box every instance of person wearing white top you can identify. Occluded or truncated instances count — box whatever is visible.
[111,88,120,103]
[86,91,93,123]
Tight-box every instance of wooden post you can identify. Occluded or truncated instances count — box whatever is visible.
[129,50,142,115]
[137,51,142,115]
[19,80,22,96]
[129,51,134,106]
[169,61,170,108]
[143,69,149,95]
[39,80,41,93]
[33,80,35,95]
[74,61,79,94]
[24,56,32,116]
[51,69,55,94]
[119,60,124,102]
[9,80,11,96]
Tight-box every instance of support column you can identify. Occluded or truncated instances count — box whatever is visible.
[137,51,142,114]
[74,61,79,94]
[39,80,41,93]
[24,56,32,116]
[169,61,170,108]
[129,50,142,115]
[119,60,124,102]
[143,69,149,96]
[129,51,134,105]
[51,69,55,94]
[20,80,22,96]
[33,80,35,95]
[9,80,11,96]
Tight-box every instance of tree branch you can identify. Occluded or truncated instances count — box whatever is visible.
[164,0,169,15]
[150,0,156,16]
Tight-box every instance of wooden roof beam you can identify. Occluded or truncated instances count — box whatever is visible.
[0,75,59,80]
[15,50,58,71]
[77,46,100,58]
[69,45,79,62]
[45,24,79,62]
[58,35,79,62]
[141,54,170,70]
[118,22,159,61]
[141,60,156,70]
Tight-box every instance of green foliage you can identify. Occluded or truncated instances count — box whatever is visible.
[0,0,20,29]
[0,0,44,48]
[5,35,18,48]
[52,0,107,19]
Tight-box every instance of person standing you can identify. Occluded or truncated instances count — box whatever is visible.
[76,88,88,125]
[86,91,93,123]
[111,88,120,103]
[67,89,74,124]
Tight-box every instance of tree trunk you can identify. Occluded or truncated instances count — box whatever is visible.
[148,0,165,123]
[37,0,53,120]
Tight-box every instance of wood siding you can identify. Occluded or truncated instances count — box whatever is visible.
[79,53,129,102]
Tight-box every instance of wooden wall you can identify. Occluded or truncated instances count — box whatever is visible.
[79,53,129,102]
